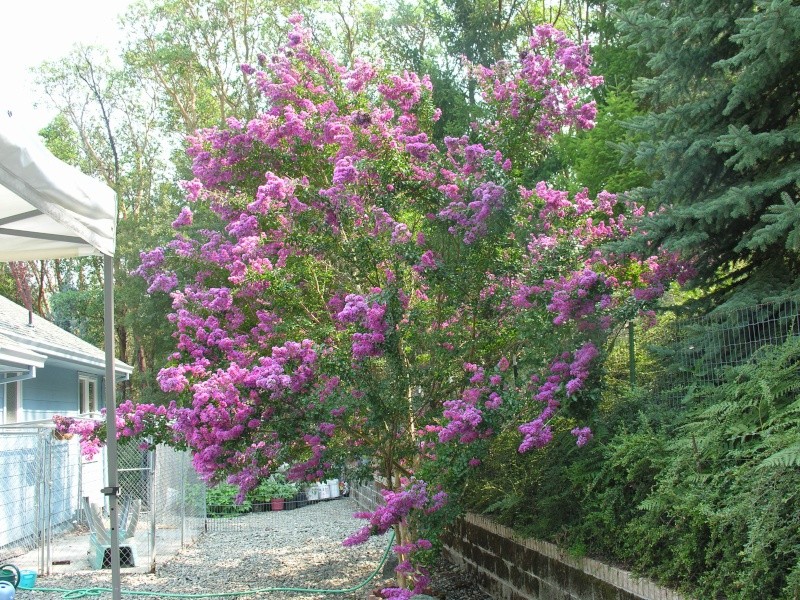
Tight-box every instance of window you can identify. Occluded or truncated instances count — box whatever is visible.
[79,375,98,414]
[4,381,20,424]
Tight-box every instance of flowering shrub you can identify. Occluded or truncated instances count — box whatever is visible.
[57,16,692,594]
[343,479,446,597]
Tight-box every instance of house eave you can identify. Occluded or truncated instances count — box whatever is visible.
[45,354,133,378]
[0,331,132,377]
[0,343,46,371]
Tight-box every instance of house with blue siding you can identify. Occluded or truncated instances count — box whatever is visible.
[0,294,134,557]
[0,294,133,424]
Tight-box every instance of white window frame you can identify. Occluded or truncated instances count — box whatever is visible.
[79,374,98,415]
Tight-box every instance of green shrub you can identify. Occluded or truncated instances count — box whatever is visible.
[254,474,298,502]
[464,338,800,599]
[206,483,252,517]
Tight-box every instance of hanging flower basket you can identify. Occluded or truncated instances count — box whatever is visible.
[53,430,73,441]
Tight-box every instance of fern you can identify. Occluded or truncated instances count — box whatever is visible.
[638,496,669,512]
[483,492,526,516]
[760,443,800,469]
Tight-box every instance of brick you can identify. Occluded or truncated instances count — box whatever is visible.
[592,580,619,600]
[522,546,546,578]
[522,574,540,597]
[568,570,595,598]
[510,564,525,590]
[539,582,570,600]
[547,558,570,589]
[508,589,531,600]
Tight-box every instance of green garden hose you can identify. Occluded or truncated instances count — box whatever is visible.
[19,532,394,599]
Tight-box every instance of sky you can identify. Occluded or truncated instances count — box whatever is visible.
[0,0,134,136]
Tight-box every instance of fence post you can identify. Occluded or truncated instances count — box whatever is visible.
[180,450,186,548]
[629,320,636,388]
[149,446,157,573]
[35,429,47,575]
[45,433,53,576]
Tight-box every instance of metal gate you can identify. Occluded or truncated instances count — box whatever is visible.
[0,427,204,573]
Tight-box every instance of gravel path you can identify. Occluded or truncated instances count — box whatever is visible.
[27,499,490,600]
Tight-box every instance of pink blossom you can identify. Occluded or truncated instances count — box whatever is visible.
[571,426,593,447]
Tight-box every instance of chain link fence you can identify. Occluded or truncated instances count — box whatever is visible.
[0,426,104,573]
[0,426,203,574]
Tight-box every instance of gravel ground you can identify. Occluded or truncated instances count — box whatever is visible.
[26,499,490,600]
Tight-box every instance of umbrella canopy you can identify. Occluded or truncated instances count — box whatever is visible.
[0,118,122,600]
[0,121,116,260]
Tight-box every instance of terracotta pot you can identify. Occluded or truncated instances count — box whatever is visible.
[270,498,285,511]
[53,431,73,441]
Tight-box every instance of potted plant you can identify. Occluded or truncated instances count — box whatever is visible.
[289,488,308,510]
[248,486,268,512]
[256,475,298,511]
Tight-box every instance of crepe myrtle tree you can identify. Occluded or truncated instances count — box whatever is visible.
[55,16,690,598]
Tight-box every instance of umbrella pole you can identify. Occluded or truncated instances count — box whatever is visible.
[103,254,122,600]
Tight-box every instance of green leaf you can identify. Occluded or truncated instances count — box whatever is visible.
[759,443,800,469]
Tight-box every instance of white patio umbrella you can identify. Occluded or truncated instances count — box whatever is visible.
[0,120,124,600]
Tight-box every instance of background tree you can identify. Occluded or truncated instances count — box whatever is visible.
[121,0,313,132]
[617,0,800,307]
[34,45,175,397]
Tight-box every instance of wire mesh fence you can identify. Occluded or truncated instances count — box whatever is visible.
[204,478,350,532]
[0,426,202,575]
[602,295,800,407]
[0,426,105,573]
[0,423,367,576]
[149,445,206,567]
[350,480,384,513]
[671,296,800,389]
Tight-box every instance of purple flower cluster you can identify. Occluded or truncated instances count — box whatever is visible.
[571,426,593,447]
[335,293,389,360]
[172,206,194,228]
[546,268,614,327]
[438,362,507,444]
[439,181,506,244]
[439,393,484,444]
[131,247,173,294]
[518,342,598,453]
[53,415,105,459]
[471,25,602,136]
[344,479,446,597]
[377,71,432,113]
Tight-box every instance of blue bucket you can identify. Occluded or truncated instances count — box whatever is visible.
[18,571,36,589]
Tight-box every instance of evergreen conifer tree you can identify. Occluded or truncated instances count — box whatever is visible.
[619,0,800,304]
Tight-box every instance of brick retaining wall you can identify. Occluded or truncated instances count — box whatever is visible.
[442,513,688,600]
